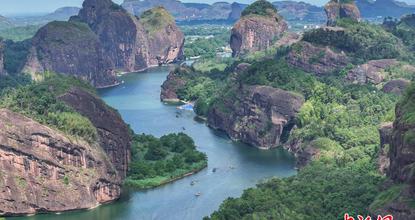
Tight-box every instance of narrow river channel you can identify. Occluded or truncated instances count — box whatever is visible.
[12,66,296,220]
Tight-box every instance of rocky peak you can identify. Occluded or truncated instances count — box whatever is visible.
[78,0,123,30]
[140,7,185,66]
[23,0,184,87]
[22,21,118,88]
[325,0,361,26]
[230,0,287,57]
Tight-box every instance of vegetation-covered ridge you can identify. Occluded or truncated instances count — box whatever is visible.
[303,19,408,62]
[158,14,415,219]
[125,133,207,189]
[0,73,98,143]
[241,0,278,17]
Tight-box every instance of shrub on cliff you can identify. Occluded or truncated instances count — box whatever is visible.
[0,73,98,143]
[241,0,278,17]
[140,7,174,34]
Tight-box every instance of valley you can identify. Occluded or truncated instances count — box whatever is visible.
[1,0,415,219]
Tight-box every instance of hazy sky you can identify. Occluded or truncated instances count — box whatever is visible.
[1,0,415,16]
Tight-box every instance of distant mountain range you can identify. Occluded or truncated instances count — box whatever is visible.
[0,15,14,30]
[1,7,80,28]
[1,0,415,29]
[122,0,415,23]
[122,0,327,22]
[356,0,415,18]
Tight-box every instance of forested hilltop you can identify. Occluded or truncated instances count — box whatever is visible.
[160,0,415,219]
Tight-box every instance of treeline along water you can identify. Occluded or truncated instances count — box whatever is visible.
[11,66,296,220]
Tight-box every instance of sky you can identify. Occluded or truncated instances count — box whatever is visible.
[1,0,415,16]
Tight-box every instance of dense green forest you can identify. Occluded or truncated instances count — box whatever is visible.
[125,133,207,189]
[166,18,415,219]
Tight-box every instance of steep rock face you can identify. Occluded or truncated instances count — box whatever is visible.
[160,67,188,102]
[0,40,6,76]
[325,0,361,26]
[0,109,121,216]
[286,41,349,75]
[373,85,415,219]
[208,85,304,149]
[378,122,393,174]
[383,79,410,95]
[77,0,151,72]
[230,1,287,57]
[230,16,287,57]
[59,88,131,178]
[346,59,399,85]
[140,7,185,66]
[22,21,117,88]
[389,88,415,184]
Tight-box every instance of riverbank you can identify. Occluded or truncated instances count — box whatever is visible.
[124,160,207,189]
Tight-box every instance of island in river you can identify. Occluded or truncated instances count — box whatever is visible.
[7,66,296,220]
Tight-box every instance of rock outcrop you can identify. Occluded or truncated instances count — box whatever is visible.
[346,59,399,85]
[0,109,121,216]
[59,88,131,178]
[23,0,184,87]
[378,122,393,174]
[230,0,287,57]
[160,66,189,102]
[286,41,349,75]
[389,86,415,185]
[76,0,151,72]
[208,85,304,149]
[140,7,185,66]
[325,0,361,26]
[383,79,410,95]
[372,84,415,219]
[22,21,117,88]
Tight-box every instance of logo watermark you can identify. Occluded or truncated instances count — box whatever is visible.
[344,213,393,220]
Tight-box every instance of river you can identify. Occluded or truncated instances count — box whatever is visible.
[11,66,296,220]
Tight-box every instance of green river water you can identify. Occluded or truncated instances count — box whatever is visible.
[11,66,296,220]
